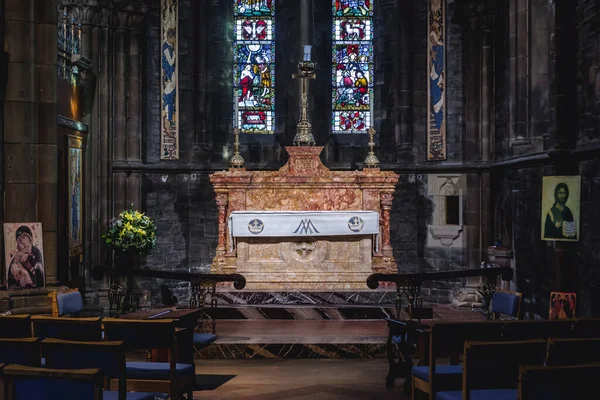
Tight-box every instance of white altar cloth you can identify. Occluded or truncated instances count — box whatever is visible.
[228,211,379,251]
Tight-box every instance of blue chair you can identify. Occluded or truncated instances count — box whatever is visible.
[491,290,522,320]
[103,318,195,399]
[412,321,504,399]
[42,338,160,400]
[435,339,547,400]
[2,364,104,400]
[31,315,103,341]
[49,290,83,317]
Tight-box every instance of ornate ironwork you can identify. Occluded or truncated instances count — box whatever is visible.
[481,278,497,320]
[107,270,123,317]
[190,280,217,334]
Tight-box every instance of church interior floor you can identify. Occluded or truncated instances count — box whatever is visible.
[192,358,408,400]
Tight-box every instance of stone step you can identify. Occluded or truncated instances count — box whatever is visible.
[204,304,398,320]
[234,272,373,290]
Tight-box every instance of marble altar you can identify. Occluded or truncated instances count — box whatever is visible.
[209,146,399,290]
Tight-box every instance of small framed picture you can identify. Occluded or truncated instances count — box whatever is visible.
[541,176,581,241]
[4,223,45,289]
[549,292,576,319]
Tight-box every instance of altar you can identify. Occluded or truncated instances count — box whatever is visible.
[209,146,400,290]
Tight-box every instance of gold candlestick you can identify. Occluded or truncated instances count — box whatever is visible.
[229,127,245,169]
[364,127,380,168]
[292,60,316,146]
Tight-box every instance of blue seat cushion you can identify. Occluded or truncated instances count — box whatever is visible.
[57,291,83,316]
[491,292,520,317]
[391,334,407,344]
[436,389,517,400]
[104,391,157,400]
[126,362,194,380]
[412,365,462,382]
[193,333,217,345]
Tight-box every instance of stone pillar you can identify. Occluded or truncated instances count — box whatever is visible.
[215,192,228,256]
[380,191,393,256]
[4,0,59,284]
[480,29,493,162]
[396,0,413,163]
[112,11,127,213]
[464,29,481,161]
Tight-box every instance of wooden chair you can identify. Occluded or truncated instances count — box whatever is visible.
[501,319,575,341]
[436,339,547,400]
[48,289,83,317]
[411,320,504,399]
[42,338,159,400]
[2,364,103,400]
[31,315,103,342]
[546,337,600,366]
[0,315,31,339]
[0,338,41,367]
[102,318,194,399]
[519,363,600,399]
[491,290,522,320]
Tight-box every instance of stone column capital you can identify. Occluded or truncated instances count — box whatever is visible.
[59,0,101,26]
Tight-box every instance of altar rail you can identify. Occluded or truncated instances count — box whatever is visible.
[366,266,513,320]
[91,266,246,317]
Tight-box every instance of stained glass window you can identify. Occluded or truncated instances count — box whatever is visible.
[233,0,275,134]
[332,0,373,134]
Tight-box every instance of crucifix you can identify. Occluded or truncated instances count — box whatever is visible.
[292,45,316,146]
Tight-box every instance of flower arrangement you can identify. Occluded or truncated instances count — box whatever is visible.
[103,208,157,255]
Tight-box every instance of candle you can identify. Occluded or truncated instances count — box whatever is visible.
[369,91,374,126]
[303,45,312,61]
[234,93,239,128]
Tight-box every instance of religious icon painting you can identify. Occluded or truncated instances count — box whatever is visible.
[4,223,46,289]
[549,292,576,319]
[161,0,179,159]
[427,0,446,160]
[68,134,83,258]
[541,176,581,242]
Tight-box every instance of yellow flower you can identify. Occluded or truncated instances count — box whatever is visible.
[124,213,134,221]
[124,222,133,231]
[134,211,143,219]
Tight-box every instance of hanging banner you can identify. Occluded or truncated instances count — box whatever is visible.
[427,0,446,160]
[161,0,179,160]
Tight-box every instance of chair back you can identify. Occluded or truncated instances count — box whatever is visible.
[430,320,504,359]
[546,337,600,366]
[572,317,600,338]
[42,338,125,379]
[0,315,32,338]
[102,318,177,350]
[50,290,83,317]
[0,338,41,367]
[519,363,600,400]
[31,316,103,341]
[491,290,522,319]
[2,364,103,400]
[463,339,547,391]
[502,319,575,340]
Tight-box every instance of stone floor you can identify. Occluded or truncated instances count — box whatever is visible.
[192,359,408,400]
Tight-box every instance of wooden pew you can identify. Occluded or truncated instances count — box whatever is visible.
[436,339,547,400]
[2,364,103,400]
[31,316,103,341]
[412,320,505,399]
[519,363,600,399]
[0,315,31,339]
[546,337,600,366]
[0,338,41,367]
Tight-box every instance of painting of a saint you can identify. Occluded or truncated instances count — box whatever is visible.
[68,138,83,255]
[549,292,576,319]
[427,0,446,160]
[161,0,179,160]
[4,223,45,289]
[541,176,581,241]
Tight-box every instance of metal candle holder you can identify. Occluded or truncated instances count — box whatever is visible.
[293,60,316,146]
[364,127,380,168]
[230,127,245,169]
